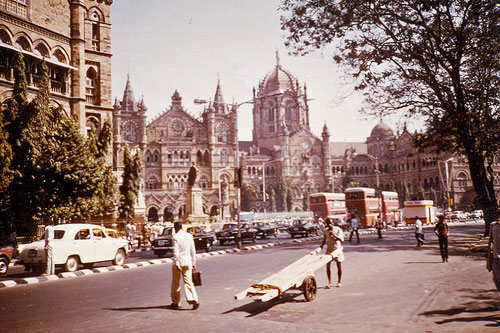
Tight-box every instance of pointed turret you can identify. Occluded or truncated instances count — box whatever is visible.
[213,78,226,113]
[121,75,136,111]
[322,123,330,138]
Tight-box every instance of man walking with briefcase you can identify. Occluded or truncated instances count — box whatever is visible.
[170,222,200,310]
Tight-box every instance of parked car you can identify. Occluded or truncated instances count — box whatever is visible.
[252,222,278,239]
[185,225,215,252]
[216,222,257,245]
[288,220,320,238]
[17,224,130,274]
[151,224,216,257]
[470,210,484,219]
[151,226,174,257]
[0,242,14,275]
[451,211,467,220]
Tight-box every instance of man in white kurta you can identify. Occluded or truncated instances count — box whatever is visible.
[171,222,199,309]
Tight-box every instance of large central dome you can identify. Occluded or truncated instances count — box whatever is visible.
[258,52,300,97]
[370,121,394,138]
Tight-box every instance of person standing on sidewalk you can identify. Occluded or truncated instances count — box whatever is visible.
[415,217,425,247]
[44,224,55,275]
[376,215,384,239]
[434,215,449,262]
[321,218,344,288]
[170,222,199,310]
[349,214,360,243]
[487,218,500,291]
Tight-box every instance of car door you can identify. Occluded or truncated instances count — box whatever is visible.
[73,228,95,263]
[92,227,115,262]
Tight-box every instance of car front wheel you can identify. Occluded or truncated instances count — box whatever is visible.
[64,256,79,272]
[112,249,126,266]
[0,257,8,275]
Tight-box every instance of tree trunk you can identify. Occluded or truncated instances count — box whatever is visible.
[465,148,498,235]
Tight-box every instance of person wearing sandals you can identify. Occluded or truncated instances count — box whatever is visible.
[321,218,344,289]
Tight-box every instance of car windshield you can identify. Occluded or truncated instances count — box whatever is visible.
[223,224,237,230]
[162,228,173,236]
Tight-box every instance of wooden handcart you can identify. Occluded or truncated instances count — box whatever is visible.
[234,247,341,302]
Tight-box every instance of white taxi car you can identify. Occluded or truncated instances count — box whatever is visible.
[17,224,130,274]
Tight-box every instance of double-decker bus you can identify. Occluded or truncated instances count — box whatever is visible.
[309,193,347,223]
[345,187,379,227]
[381,191,400,225]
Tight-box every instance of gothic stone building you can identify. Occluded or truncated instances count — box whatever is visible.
[0,0,114,139]
[117,54,500,222]
[116,79,239,222]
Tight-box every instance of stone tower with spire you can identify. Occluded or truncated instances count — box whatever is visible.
[113,75,148,172]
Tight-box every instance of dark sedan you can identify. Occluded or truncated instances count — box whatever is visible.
[288,220,320,238]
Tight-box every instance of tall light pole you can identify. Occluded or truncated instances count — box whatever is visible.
[366,154,381,219]
[194,98,252,249]
[444,157,453,211]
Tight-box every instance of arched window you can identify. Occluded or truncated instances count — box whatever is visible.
[457,172,468,189]
[0,29,12,45]
[86,117,99,137]
[148,207,158,222]
[85,67,98,105]
[153,150,159,162]
[203,151,210,165]
[216,124,228,143]
[15,36,31,51]
[145,150,152,162]
[123,122,137,142]
[34,43,49,58]
[89,9,103,51]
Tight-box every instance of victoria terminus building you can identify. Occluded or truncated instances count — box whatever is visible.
[117,52,500,222]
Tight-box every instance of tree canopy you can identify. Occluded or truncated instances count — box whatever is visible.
[281,0,500,229]
[1,54,115,231]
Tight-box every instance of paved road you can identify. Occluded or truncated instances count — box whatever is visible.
[1,223,498,332]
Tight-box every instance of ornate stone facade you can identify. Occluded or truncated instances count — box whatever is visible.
[0,0,114,143]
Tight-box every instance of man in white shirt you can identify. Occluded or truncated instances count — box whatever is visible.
[44,225,55,275]
[349,215,360,243]
[170,222,199,310]
[321,219,345,288]
[414,217,424,247]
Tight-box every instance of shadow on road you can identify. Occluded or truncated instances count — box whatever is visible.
[420,288,500,327]
[103,304,191,312]
[222,291,307,317]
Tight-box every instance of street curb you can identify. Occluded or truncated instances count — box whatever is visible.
[0,221,483,289]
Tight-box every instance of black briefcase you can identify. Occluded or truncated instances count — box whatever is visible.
[192,270,202,286]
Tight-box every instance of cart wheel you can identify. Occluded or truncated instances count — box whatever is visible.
[302,276,317,301]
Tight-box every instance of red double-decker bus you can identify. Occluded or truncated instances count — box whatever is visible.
[345,187,379,227]
[309,193,347,222]
[381,191,400,225]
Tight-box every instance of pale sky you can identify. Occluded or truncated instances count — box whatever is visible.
[111,0,418,142]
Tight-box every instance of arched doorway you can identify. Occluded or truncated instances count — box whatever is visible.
[148,207,158,222]
[163,206,174,222]
[210,205,219,218]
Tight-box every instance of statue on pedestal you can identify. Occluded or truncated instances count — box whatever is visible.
[187,162,200,188]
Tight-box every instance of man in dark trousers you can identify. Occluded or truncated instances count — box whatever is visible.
[434,215,449,262]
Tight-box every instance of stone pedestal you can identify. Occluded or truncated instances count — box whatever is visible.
[186,186,208,222]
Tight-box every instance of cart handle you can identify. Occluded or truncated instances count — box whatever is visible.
[251,283,283,297]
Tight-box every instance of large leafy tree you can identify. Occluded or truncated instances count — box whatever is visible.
[118,145,143,219]
[2,54,115,230]
[281,0,500,232]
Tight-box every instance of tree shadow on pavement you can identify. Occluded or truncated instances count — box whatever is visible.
[103,304,191,312]
[222,291,307,317]
[420,288,500,327]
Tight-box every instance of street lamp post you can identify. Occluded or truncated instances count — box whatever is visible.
[365,154,382,221]
[444,157,453,211]
[194,98,252,249]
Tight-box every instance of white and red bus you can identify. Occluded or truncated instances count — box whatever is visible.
[345,187,379,227]
[309,193,347,222]
[381,191,400,225]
